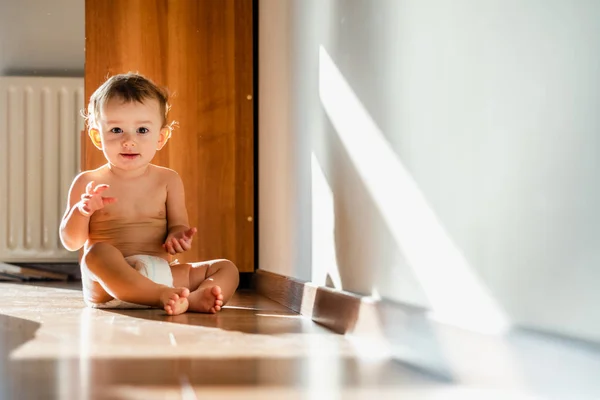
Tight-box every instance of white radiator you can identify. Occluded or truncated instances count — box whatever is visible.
[0,77,84,262]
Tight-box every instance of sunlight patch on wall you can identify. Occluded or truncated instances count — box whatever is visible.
[318,45,509,335]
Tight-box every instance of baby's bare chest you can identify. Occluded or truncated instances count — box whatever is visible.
[99,183,167,220]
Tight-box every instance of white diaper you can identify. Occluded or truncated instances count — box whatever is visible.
[85,254,174,309]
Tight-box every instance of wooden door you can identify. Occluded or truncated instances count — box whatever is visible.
[84,0,254,272]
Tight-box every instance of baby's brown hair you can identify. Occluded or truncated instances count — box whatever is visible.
[85,72,173,129]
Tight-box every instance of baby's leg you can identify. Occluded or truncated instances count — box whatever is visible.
[83,242,190,315]
[171,259,239,313]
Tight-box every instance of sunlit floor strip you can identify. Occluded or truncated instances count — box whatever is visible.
[169,332,177,347]
[255,313,304,319]
[223,305,258,311]
[180,375,198,400]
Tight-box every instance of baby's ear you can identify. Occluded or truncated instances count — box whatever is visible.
[157,127,171,150]
[88,128,103,150]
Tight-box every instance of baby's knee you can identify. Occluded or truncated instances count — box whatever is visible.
[83,286,113,305]
[83,242,118,268]
[215,259,239,284]
[216,259,238,273]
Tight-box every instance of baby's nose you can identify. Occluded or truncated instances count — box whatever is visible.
[122,136,136,147]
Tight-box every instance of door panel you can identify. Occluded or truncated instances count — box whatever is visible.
[84,0,254,272]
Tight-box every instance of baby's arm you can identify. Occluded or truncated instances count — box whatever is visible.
[59,173,91,251]
[59,173,116,251]
[164,170,197,254]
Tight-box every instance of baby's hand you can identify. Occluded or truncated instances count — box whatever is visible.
[163,227,197,255]
[78,181,117,217]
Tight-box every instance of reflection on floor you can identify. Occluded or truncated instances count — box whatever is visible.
[0,281,536,399]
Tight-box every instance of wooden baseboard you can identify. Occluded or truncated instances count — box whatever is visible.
[252,269,375,334]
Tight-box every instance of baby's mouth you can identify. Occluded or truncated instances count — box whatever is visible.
[120,153,140,160]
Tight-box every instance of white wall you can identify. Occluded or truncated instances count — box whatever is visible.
[259,0,600,343]
[0,0,84,76]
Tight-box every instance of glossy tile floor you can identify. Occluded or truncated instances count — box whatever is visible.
[0,281,455,400]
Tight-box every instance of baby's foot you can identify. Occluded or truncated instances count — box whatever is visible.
[161,287,190,316]
[188,286,224,314]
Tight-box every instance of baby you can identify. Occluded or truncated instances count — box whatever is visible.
[59,73,239,315]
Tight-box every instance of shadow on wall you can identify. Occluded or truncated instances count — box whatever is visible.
[313,44,508,335]
[314,112,430,307]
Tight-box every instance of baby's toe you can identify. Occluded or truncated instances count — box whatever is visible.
[215,305,221,312]
[215,299,223,306]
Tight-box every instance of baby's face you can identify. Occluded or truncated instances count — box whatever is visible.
[98,98,167,171]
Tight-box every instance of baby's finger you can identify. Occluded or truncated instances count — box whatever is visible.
[179,238,191,251]
[165,242,175,255]
[184,227,197,240]
[94,184,110,194]
[171,238,184,253]
[85,181,95,195]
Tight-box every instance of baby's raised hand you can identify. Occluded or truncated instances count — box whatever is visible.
[163,227,197,255]
[78,181,117,217]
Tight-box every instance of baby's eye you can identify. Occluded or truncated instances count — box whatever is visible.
[110,127,123,134]
[137,127,149,134]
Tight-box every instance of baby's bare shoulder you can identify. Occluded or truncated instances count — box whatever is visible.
[70,165,110,191]
[149,164,181,183]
